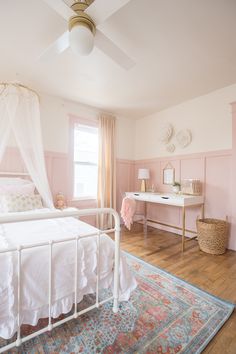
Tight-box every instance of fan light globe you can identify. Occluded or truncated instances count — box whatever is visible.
[69,24,94,56]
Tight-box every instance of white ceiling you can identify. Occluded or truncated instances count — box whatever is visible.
[0,0,236,118]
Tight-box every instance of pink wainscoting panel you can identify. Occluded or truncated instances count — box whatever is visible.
[180,157,205,183]
[69,198,97,225]
[184,206,203,231]
[205,153,232,248]
[146,160,162,192]
[231,102,236,250]
[0,147,26,173]
[116,159,135,213]
[51,156,68,200]
[133,150,234,248]
[133,161,149,192]
[45,152,69,202]
[147,203,180,226]
[205,155,232,220]
[180,157,205,230]
[45,155,52,189]
[133,161,151,215]
[45,151,97,225]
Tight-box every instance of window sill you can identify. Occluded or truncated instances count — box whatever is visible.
[71,197,97,202]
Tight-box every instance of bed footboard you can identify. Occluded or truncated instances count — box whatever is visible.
[0,208,120,353]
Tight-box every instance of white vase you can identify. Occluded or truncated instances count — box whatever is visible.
[173,186,180,193]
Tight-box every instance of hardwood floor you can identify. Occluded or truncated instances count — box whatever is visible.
[120,223,236,354]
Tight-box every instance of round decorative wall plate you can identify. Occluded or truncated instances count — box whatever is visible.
[176,129,192,148]
[159,123,173,144]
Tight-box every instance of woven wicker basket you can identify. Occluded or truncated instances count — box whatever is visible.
[196,218,228,255]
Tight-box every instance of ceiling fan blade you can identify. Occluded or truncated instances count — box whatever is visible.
[85,0,131,26]
[42,0,75,21]
[39,31,69,61]
[94,30,135,70]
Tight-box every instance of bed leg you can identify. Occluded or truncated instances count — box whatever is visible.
[16,246,22,348]
[113,298,119,313]
[112,214,120,314]
[16,339,22,347]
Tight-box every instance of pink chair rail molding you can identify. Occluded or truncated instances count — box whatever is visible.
[0,145,234,250]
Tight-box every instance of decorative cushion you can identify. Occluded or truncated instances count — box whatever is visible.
[0,177,31,185]
[0,194,43,213]
[0,183,35,195]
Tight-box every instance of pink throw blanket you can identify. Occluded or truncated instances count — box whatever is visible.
[120,197,136,230]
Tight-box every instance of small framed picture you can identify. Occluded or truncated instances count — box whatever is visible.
[163,168,175,185]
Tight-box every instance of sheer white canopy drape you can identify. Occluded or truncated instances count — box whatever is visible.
[0,83,53,208]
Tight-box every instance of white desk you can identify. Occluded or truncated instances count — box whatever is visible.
[126,192,205,252]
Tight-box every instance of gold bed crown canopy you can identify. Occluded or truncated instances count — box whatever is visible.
[0,82,40,100]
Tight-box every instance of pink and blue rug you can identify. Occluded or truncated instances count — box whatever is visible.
[1,253,234,353]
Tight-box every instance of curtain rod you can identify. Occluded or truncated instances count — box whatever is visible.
[0,82,40,100]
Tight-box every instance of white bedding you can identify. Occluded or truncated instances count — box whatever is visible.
[0,208,137,340]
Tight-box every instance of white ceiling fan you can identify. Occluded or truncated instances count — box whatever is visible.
[40,0,135,70]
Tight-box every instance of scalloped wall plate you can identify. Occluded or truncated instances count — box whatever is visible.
[166,143,175,153]
[176,129,192,148]
[159,123,173,144]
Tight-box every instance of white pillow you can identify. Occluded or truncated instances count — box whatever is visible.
[0,177,32,185]
[0,194,43,213]
[0,183,35,195]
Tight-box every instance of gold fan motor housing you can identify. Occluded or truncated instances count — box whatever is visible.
[69,2,96,35]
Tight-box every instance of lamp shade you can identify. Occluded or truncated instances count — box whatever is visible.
[69,24,94,56]
[138,168,150,180]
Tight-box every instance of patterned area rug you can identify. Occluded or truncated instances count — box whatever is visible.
[1,253,234,354]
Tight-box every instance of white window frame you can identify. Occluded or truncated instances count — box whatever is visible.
[69,116,98,201]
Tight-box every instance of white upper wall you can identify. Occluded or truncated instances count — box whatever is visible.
[40,94,135,160]
[115,116,135,160]
[135,84,236,160]
[7,93,135,160]
[7,83,236,161]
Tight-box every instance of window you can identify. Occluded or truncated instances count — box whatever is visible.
[73,123,98,199]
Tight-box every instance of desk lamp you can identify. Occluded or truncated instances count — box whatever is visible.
[138,168,150,192]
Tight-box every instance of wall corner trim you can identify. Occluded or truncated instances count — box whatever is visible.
[230,101,236,113]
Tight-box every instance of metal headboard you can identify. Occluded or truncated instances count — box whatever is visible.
[0,171,30,177]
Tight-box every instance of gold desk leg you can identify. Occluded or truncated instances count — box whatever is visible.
[182,206,186,252]
[201,204,205,219]
[143,201,147,238]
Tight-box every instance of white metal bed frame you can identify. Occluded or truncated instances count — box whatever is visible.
[0,207,120,353]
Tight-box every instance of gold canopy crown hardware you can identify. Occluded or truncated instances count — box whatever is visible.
[0,83,40,100]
